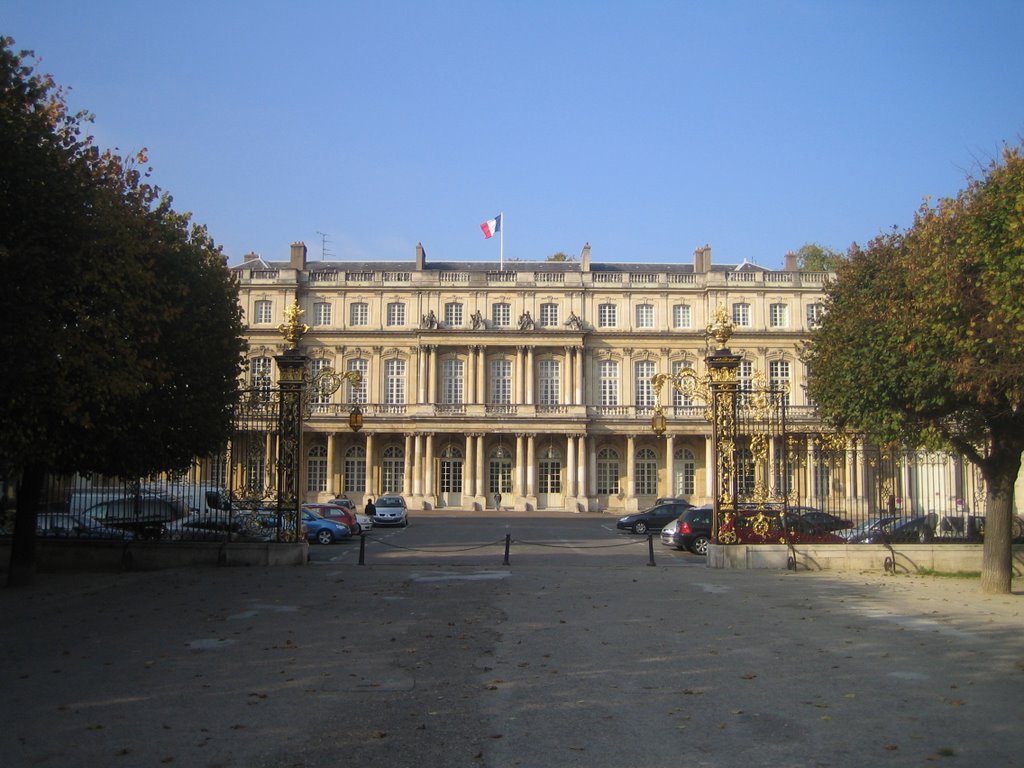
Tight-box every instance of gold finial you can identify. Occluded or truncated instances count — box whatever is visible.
[706,305,734,348]
[279,301,309,348]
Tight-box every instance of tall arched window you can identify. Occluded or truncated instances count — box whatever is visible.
[635,448,658,496]
[538,445,562,494]
[307,445,328,492]
[489,444,513,495]
[674,447,695,496]
[344,446,366,493]
[597,448,620,495]
[382,445,405,494]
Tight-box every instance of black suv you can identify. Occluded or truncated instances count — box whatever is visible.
[616,500,693,535]
[669,504,714,554]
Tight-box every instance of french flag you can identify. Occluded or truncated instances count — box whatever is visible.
[480,214,502,239]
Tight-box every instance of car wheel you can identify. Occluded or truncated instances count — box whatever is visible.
[633,521,648,535]
[689,535,710,556]
[316,529,334,545]
[402,517,408,527]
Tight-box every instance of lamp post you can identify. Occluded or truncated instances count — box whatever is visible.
[650,305,739,546]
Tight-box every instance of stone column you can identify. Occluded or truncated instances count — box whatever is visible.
[465,433,475,498]
[424,433,435,505]
[476,347,486,404]
[566,433,577,498]
[625,434,636,508]
[664,433,675,498]
[364,432,375,497]
[526,433,537,500]
[412,433,423,497]
[514,347,525,404]
[428,345,438,404]
[476,434,486,503]
[574,347,584,405]
[525,347,535,405]
[404,434,414,495]
[577,435,587,509]
[327,432,337,495]
[466,346,477,405]
[514,434,526,501]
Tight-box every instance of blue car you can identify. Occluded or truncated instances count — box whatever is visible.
[302,509,351,545]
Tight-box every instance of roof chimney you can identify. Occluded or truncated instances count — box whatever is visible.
[580,242,591,272]
[243,251,259,262]
[694,244,711,273]
[289,241,307,270]
[416,242,426,270]
[784,251,798,271]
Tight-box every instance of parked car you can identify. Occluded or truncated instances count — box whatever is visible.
[304,503,361,535]
[789,507,853,533]
[36,512,130,540]
[301,509,351,544]
[372,496,408,527]
[670,504,714,554]
[727,509,848,545]
[844,515,937,544]
[163,512,271,542]
[85,497,190,540]
[326,497,372,531]
[660,516,683,547]
[617,500,693,535]
[327,497,356,512]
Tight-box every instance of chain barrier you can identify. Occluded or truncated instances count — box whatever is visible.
[354,529,658,566]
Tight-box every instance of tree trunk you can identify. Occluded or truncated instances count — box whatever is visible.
[979,438,1022,595]
[6,462,44,588]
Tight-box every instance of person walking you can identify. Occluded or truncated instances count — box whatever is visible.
[364,497,376,518]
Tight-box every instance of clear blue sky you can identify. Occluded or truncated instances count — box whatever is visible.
[6,1,1023,268]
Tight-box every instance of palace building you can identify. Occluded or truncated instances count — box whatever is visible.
[230,240,840,514]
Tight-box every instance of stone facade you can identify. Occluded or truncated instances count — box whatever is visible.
[228,241,844,513]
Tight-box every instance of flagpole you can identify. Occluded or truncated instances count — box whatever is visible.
[500,211,504,272]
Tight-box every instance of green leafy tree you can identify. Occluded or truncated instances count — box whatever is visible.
[795,242,845,271]
[803,146,1024,594]
[0,39,247,586]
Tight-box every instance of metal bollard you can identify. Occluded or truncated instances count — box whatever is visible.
[503,532,511,566]
[647,534,656,566]
[358,532,366,565]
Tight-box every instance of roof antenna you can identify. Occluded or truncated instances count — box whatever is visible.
[316,231,334,261]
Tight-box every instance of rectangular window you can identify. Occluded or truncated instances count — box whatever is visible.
[492,302,511,327]
[350,302,369,326]
[386,302,405,327]
[309,359,330,405]
[347,359,368,404]
[254,300,272,324]
[806,303,824,328]
[250,357,272,390]
[635,304,654,328]
[537,359,560,405]
[672,304,691,329]
[769,360,791,406]
[634,360,656,408]
[313,302,331,326]
[489,359,511,404]
[598,303,617,328]
[385,359,406,404]
[307,448,328,492]
[737,359,753,406]
[732,303,751,327]
[769,303,789,328]
[599,360,619,406]
[539,303,558,327]
[444,302,463,327]
[672,360,694,407]
[442,358,464,404]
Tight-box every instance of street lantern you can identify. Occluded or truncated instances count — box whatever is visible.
[348,405,364,433]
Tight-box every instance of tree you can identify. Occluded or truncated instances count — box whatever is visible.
[795,242,845,272]
[547,252,572,262]
[0,39,247,586]
[803,146,1024,594]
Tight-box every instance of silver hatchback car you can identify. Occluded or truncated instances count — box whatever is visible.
[371,496,408,527]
